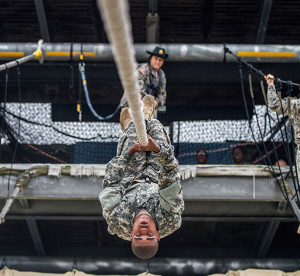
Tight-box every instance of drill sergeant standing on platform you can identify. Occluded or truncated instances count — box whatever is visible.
[120,46,168,109]
[99,95,184,259]
[265,74,300,177]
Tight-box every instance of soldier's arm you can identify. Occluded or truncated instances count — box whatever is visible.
[155,71,167,106]
[265,75,300,115]
[102,152,133,189]
[156,144,184,219]
[99,152,133,212]
[137,66,148,97]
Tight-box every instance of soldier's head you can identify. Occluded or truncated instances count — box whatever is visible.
[130,213,160,259]
[146,46,168,72]
[196,148,208,164]
[232,146,245,164]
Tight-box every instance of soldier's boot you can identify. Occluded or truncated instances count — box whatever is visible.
[142,95,155,120]
[120,107,132,131]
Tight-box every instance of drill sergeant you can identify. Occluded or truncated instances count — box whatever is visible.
[120,46,168,109]
[99,95,184,259]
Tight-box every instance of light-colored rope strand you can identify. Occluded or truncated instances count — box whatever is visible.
[97,0,148,146]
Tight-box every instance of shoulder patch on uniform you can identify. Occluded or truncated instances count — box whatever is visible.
[138,68,146,76]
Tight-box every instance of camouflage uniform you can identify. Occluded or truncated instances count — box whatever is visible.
[120,62,167,108]
[267,84,300,174]
[99,119,184,241]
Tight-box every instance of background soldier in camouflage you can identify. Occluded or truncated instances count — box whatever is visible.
[265,74,300,178]
[99,95,184,259]
[120,46,168,109]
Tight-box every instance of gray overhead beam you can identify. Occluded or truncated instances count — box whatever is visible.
[34,0,51,42]
[0,43,299,62]
[257,221,280,257]
[256,0,273,44]
[6,215,297,222]
[26,218,46,256]
[1,256,300,275]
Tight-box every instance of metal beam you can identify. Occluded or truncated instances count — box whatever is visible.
[257,221,280,257]
[0,173,289,200]
[34,0,51,42]
[256,0,273,44]
[5,215,297,222]
[146,0,159,43]
[0,43,298,63]
[26,218,46,256]
[0,256,299,275]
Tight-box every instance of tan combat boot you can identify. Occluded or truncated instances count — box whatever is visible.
[120,107,132,131]
[142,95,155,120]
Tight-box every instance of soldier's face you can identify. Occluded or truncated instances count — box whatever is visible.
[131,213,160,246]
[150,56,164,71]
[196,150,208,164]
[232,148,244,163]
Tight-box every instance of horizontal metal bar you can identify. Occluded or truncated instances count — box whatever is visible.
[5,215,297,222]
[0,256,299,275]
[0,174,287,200]
[0,43,299,62]
[0,54,35,71]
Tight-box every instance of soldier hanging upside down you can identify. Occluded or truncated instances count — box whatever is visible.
[99,95,184,259]
[120,46,168,109]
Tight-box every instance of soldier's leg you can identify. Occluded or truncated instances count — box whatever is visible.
[146,119,171,147]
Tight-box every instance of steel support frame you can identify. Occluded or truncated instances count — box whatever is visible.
[34,0,51,42]
[0,256,299,275]
[256,0,273,44]
[0,43,299,62]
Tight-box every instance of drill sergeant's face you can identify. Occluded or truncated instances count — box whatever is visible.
[150,55,164,71]
[131,213,160,247]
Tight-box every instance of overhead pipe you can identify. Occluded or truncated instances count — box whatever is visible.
[0,43,299,63]
[1,256,300,275]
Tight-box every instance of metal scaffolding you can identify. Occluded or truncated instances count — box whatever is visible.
[0,43,299,63]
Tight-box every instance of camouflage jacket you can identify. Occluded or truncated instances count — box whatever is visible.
[267,84,300,142]
[120,62,167,107]
[99,119,184,241]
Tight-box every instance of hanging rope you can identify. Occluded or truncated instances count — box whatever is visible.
[0,166,48,224]
[79,62,121,120]
[97,0,148,146]
[0,39,43,71]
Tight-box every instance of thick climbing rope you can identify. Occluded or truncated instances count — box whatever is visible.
[0,39,43,71]
[97,0,148,146]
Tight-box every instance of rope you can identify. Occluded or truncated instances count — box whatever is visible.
[97,0,148,146]
[0,66,9,161]
[0,187,20,224]
[225,45,300,222]
[0,39,43,72]
[79,63,121,120]
[0,166,48,224]
[3,108,119,140]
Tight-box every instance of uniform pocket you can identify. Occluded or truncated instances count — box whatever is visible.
[99,187,121,211]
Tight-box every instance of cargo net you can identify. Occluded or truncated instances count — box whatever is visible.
[0,103,121,164]
[0,102,292,165]
[173,105,292,165]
